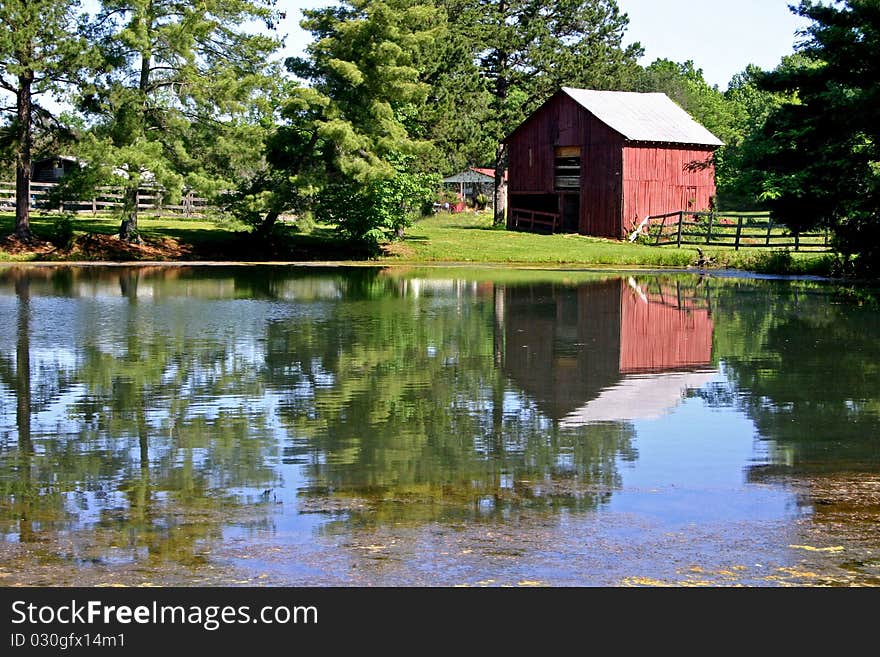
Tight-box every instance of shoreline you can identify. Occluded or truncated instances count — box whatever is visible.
[0,258,843,283]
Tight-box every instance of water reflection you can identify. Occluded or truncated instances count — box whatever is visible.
[269,275,646,525]
[0,265,878,585]
[502,277,716,426]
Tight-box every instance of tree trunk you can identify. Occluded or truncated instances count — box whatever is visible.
[118,23,153,243]
[15,275,34,542]
[14,72,34,241]
[492,37,509,229]
[119,184,141,242]
[257,209,280,235]
[493,143,508,227]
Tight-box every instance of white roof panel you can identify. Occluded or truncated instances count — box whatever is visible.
[561,87,724,146]
[559,370,718,427]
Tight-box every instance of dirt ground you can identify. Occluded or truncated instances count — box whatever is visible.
[1,233,193,262]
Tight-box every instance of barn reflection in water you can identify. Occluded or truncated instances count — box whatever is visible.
[499,277,715,426]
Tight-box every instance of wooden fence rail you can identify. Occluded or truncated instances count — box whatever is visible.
[512,208,561,233]
[645,210,832,253]
[0,180,213,218]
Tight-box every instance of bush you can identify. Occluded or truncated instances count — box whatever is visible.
[315,167,439,251]
[51,214,75,249]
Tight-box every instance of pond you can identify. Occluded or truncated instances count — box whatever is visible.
[0,264,878,586]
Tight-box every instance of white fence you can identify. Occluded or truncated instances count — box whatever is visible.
[0,180,212,218]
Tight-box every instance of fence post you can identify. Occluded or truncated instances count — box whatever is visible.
[676,211,684,247]
[794,231,800,252]
[766,216,773,246]
[734,216,743,251]
[705,212,713,245]
[655,215,667,245]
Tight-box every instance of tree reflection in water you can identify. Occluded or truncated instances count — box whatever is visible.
[5,266,871,585]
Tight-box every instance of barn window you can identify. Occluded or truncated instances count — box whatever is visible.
[554,146,581,190]
[528,148,533,168]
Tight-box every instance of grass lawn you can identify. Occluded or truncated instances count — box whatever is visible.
[0,209,835,276]
[386,211,834,275]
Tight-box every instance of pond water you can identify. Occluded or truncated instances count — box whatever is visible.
[0,264,878,586]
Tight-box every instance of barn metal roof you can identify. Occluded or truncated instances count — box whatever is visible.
[559,370,718,427]
[561,87,724,146]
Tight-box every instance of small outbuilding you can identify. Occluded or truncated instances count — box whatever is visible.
[31,155,81,183]
[441,167,506,207]
[505,87,723,238]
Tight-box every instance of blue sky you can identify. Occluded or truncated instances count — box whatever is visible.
[275,0,811,90]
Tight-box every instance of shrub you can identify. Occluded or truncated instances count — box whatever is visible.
[51,214,75,249]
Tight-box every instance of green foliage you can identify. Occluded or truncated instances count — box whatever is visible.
[233,0,445,239]
[72,0,283,239]
[315,162,439,250]
[749,0,880,275]
[716,57,809,210]
[51,213,75,248]
[0,0,94,236]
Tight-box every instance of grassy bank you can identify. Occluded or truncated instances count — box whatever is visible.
[0,210,835,275]
[388,212,834,275]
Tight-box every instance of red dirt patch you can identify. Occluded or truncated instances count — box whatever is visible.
[1,233,193,261]
[63,233,192,261]
[0,235,55,256]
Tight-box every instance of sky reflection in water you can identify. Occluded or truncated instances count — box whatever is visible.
[0,265,878,586]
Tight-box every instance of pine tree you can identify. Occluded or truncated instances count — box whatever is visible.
[79,0,283,241]
[0,0,89,240]
[238,0,444,244]
[754,0,880,273]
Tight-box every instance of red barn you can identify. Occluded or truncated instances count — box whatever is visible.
[505,88,723,238]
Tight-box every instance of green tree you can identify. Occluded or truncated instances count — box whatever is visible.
[446,0,642,226]
[76,0,282,241]
[314,158,438,247]
[635,59,738,144]
[717,57,807,209]
[0,0,89,240]
[236,0,444,245]
[753,0,880,274]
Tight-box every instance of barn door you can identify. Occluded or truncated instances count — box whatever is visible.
[560,194,579,233]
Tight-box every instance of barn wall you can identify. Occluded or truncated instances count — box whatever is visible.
[619,284,713,373]
[502,280,623,419]
[508,93,573,195]
[507,93,625,238]
[582,122,624,238]
[621,145,717,231]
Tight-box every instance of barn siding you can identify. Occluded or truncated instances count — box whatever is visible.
[621,145,716,230]
[581,118,623,238]
[619,284,713,373]
[508,92,718,239]
[507,93,625,238]
[508,93,573,194]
